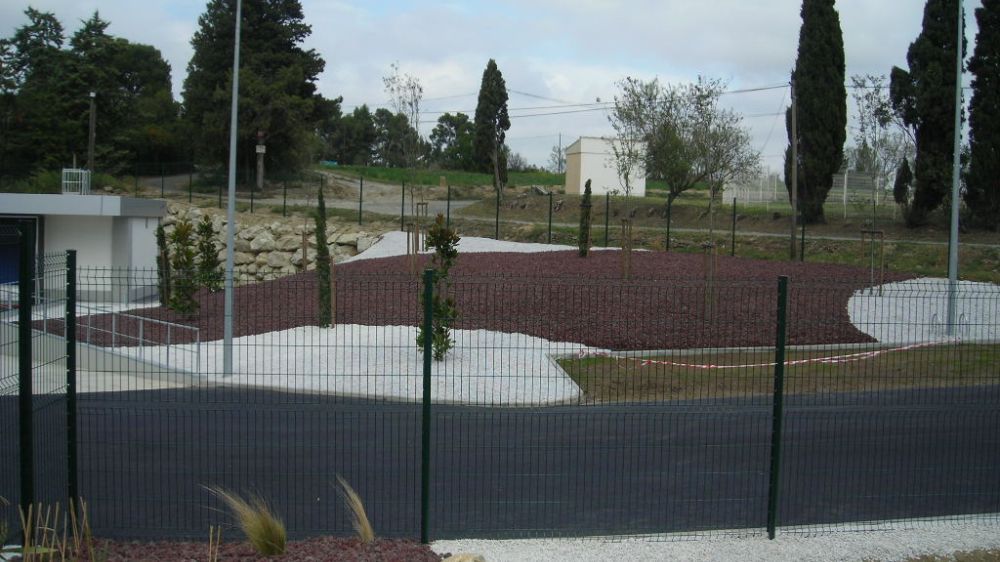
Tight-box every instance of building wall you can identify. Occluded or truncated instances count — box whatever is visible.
[45,215,113,268]
[564,137,646,197]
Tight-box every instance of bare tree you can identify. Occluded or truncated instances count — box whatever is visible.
[383,61,424,207]
[850,74,915,209]
[547,142,566,173]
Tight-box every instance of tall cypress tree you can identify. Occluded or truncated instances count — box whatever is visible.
[890,0,966,227]
[965,0,1000,231]
[784,0,847,224]
[472,59,510,191]
[314,186,332,328]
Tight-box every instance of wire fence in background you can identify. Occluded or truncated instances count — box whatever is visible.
[2,258,999,542]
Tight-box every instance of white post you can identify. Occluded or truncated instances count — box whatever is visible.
[843,168,848,220]
[223,0,243,376]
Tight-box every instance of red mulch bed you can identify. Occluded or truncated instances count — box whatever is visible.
[69,250,911,351]
[92,537,444,561]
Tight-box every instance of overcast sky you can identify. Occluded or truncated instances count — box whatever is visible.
[1,0,983,172]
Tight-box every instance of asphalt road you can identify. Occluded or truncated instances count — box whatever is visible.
[4,385,993,540]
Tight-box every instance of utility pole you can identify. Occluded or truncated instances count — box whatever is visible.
[558,133,563,173]
[87,92,96,175]
[223,0,243,377]
[946,0,964,335]
[789,78,798,261]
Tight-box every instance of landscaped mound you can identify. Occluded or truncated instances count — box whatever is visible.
[70,249,909,351]
[93,536,443,561]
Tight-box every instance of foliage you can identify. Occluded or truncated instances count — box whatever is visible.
[183,0,324,176]
[372,108,422,168]
[205,487,286,556]
[472,59,510,192]
[333,164,563,189]
[964,0,1000,230]
[324,105,377,165]
[890,0,966,226]
[382,61,423,168]
[1,497,96,560]
[156,223,172,307]
[336,475,375,544]
[784,0,847,224]
[894,157,914,206]
[417,214,460,361]
[169,219,199,316]
[1,9,181,183]
[608,77,655,202]
[579,179,593,257]
[850,74,915,196]
[430,112,476,170]
[548,142,566,173]
[196,216,223,292]
[315,187,332,328]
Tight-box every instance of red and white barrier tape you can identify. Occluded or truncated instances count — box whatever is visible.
[576,339,958,370]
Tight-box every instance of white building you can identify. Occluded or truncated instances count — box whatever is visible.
[564,136,647,197]
[0,192,166,301]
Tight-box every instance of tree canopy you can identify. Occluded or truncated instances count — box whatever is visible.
[472,59,510,190]
[784,0,847,224]
[890,0,966,226]
[964,0,1000,230]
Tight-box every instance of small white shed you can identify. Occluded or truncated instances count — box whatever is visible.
[0,192,166,302]
[564,136,646,197]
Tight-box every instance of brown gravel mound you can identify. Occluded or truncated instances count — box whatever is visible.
[72,250,910,351]
[93,537,443,561]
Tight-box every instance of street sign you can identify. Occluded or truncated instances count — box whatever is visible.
[256,145,266,154]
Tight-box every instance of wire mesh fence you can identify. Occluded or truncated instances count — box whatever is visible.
[2,257,999,542]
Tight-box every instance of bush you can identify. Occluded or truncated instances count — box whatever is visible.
[196,216,223,292]
[169,219,199,316]
[417,214,460,360]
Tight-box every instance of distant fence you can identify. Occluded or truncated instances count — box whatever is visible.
[2,255,999,542]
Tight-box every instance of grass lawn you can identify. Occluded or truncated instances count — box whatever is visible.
[325,164,564,188]
[558,344,1000,403]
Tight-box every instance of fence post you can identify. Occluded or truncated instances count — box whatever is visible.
[401,181,406,232]
[604,193,610,247]
[283,181,287,217]
[65,250,78,503]
[446,183,451,230]
[18,223,35,513]
[548,192,553,244]
[359,176,364,225]
[420,269,434,544]
[766,275,790,540]
[495,188,500,240]
[731,197,737,257]
[799,221,805,262]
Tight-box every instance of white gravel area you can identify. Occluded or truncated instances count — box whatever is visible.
[342,231,605,263]
[848,278,1000,344]
[107,324,590,405]
[433,518,1000,561]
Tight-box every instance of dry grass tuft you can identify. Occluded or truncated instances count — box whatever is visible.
[205,486,286,556]
[336,475,375,544]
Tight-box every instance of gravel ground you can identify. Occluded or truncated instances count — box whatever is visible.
[92,536,442,561]
[432,519,1000,562]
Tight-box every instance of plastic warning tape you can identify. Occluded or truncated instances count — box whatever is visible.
[576,339,956,370]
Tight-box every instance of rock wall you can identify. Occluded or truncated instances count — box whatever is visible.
[162,203,381,281]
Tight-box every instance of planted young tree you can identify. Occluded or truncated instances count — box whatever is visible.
[965,0,1000,230]
[579,179,593,257]
[417,214,460,361]
[314,187,332,328]
[784,0,847,224]
[169,219,198,316]
[890,0,966,226]
[155,223,171,307]
[196,215,223,292]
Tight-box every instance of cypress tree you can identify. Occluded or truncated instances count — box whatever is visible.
[965,0,1000,231]
[784,0,847,224]
[579,179,593,257]
[314,186,332,328]
[890,0,966,226]
[155,224,171,307]
[894,157,914,206]
[472,59,510,190]
[196,215,223,292]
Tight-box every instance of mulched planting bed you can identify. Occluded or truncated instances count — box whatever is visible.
[92,537,443,561]
[69,250,911,350]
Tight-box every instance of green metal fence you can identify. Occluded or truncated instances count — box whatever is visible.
[2,257,999,542]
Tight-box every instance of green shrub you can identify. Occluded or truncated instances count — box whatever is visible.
[579,179,593,257]
[169,219,199,316]
[196,216,223,292]
[417,214,460,360]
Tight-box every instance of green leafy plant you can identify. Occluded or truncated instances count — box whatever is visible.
[417,214,460,360]
[336,476,375,544]
[169,219,199,316]
[579,179,593,257]
[156,224,172,307]
[196,216,223,292]
[315,187,333,327]
[205,487,286,556]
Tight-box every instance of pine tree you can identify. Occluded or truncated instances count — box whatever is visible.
[964,0,1000,231]
[196,216,223,292]
[894,157,914,206]
[579,180,593,257]
[182,0,325,173]
[890,0,966,226]
[784,0,847,224]
[472,59,510,191]
[314,186,332,328]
